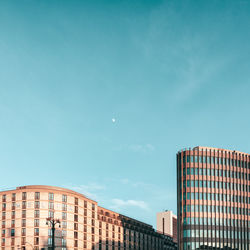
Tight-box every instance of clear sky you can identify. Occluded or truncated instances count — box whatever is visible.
[1,0,250,228]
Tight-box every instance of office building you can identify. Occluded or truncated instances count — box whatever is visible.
[156,210,177,243]
[177,146,250,250]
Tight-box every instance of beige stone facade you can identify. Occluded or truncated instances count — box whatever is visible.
[0,185,165,250]
[156,211,177,243]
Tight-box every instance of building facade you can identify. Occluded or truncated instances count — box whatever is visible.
[156,210,177,243]
[0,185,170,250]
[177,146,250,250]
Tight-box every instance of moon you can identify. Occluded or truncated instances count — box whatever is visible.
[112,118,116,123]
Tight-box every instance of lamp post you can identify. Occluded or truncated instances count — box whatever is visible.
[46,217,60,250]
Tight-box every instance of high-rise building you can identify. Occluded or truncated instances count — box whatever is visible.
[156,210,177,243]
[0,185,172,250]
[177,146,250,250]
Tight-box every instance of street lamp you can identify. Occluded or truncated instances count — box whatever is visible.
[46,217,60,250]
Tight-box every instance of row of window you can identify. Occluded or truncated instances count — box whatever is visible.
[184,192,249,204]
[183,180,249,192]
[183,217,249,227]
[183,242,245,250]
[1,237,40,246]
[183,204,250,215]
[183,167,249,180]
[182,155,250,168]
[1,193,95,209]
[1,219,67,228]
[183,229,249,239]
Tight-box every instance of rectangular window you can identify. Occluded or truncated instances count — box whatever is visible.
[75,198,78,205]
[22,192,27,200]
[35,192,40,200]
[22,201,26,209]
[195,156,198,163]
[62,212,67,220]
[34,219,39,227]
[48,211,54,218]
[62,203,67,211]
[62,195,67,202]
[49,193,54,201]
[12,193,16,201]
[34,210,40,218]
[35,201,40,209]
[34,228,39,236]
[22,210,26,218]
[49,202,54,210]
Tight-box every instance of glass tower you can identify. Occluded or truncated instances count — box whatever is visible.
[177,146,250,250]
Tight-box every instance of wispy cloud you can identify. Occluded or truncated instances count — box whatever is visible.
[113,143,155,153]
[110,199,149,211]
[129,143,155,153]
[66,183,106,200]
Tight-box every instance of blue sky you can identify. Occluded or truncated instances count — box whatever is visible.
[1,0,250,227]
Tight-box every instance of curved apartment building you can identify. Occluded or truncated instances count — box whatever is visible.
[0,185,169,250]
[177,146,250,250]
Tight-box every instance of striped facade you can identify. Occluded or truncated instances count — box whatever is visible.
[177,146,250,250]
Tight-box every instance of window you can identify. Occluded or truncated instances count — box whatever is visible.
[22,210,26,218]
[12,193,16,201]
[34,219,39,227]
[34,237,39,245]
[74,231,78,238]
[49,202,54,210]
[21,228,26,236]
[62,194,67,202]
[2,194,6,202]
[12,202,15,210]
[62,239,66,247]
[74,206,78,213]
[11,229,15,237]
[62,221,67,228]
[62,203,67,211]
[35,210,40,218]
[48,237,52,245]
[22,219,26,227]
[22,192,27,200]
[49,193,54,201]
[75,197,78,205]
[35,192,40,200]
[74,240,78,247]
[62,212,67,220]
[22,201,26,209]
[35,201,40,209]
[34,228,39,236]
[48,211,54,218]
